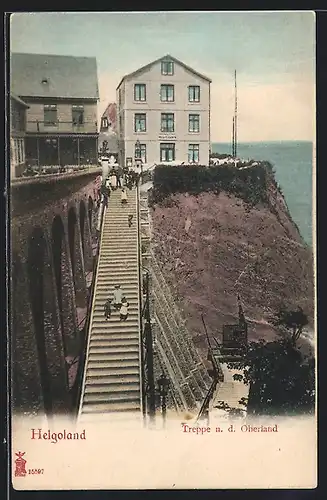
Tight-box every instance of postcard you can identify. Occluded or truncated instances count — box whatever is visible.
[9,11,316,490]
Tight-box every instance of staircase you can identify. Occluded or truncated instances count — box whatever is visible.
[78,187,142,420]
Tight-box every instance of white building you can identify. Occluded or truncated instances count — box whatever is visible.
[116,54,211,167]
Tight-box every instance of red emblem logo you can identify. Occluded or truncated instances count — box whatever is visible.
[14,451,27,477]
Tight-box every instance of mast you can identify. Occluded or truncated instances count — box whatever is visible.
[234,69,238,159]
[232,116,235,157]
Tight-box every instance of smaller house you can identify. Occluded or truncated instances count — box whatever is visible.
[99,102,118,156]
[10,93,29,178]
[11,52,99,170]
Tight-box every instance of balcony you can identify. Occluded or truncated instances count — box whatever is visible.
[26,120,98,134]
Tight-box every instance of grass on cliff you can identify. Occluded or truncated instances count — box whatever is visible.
[150,163,276,207]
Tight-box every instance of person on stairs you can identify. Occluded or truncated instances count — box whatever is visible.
[104,298,112,320]
[128,214,133,227]
[110,171,117,190]
[121,188,127,204]
[112,284,124,310]
[115,170,122,188]
[119,298,129,321]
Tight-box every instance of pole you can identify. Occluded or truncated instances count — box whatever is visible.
[162,390,167,428]
[232,116,235,157]
[36,137,40,172]
[234,70,237,159]
[58,137,60,167]
[145,272,156,423]
[77,137,80,167]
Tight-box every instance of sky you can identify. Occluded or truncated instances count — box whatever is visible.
[10,11,316,142]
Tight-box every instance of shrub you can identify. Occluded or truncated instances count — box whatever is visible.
[151,164,273,207]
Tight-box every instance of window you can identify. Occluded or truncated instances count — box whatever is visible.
[19,139,24,163]
[188,85,200,102]
[160,143,175,162]
[44,104,57,126]
[189,114,200,132]
[161,60,174,75]
[134,84,146,102]
[101,117,108,129]
[72,105,84,125]
[134,113,146,132]
[135,143,147,163]
[160,84,174,102]
[188,144,200,163]
[161,113,174,132]
[17,140,22,164]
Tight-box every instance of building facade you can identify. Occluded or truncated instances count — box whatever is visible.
[116,55,211,167]
[11,53,99,169]
[98,102,118,155]
[10,94,29,178]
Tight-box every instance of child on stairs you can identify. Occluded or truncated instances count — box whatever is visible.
[119,298,129,321]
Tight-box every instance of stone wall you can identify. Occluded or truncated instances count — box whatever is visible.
[11,171,101,416]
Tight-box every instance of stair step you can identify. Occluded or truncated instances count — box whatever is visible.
[90,334,140,342]
[91,320,139,327]
[84,384,140,395]
[90,328,139,337]
[81,401,141,413]
[89,345,139,354]
[97,267,139,273]
[92,306,139,314]
[86,374,140,385]
[86,366,140,376]
[83,394,140,405]
[88,352,139,361]
[96,277,139,283]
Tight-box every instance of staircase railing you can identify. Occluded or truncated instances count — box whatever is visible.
[150,252,209,365]
[76,201,107,418]
[136,182,146,418]
[150,251,212,389]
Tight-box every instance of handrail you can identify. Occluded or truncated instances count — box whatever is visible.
[195,378,218,424]
[76,201,106,419]
[136,182,146,418]
[201,314,224,382]
[194,315,224,424]
[150,251,210,381]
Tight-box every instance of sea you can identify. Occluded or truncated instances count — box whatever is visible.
[211,141,313,247]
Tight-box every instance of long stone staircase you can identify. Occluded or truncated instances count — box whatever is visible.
[78,187,142,420]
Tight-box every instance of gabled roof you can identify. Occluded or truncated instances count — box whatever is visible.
[11,52,99,100]
[101,102,117,121]
[116,54,212,89]
[10,93,29,108]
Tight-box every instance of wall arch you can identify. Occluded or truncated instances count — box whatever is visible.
[12,251,45,413]
[26,226,70,414]
[88,196,93,232]
[27,227,53,415]
[79,200,86,256]
[68,207,77,289]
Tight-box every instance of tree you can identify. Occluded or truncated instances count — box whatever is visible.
[273,306,309,346]
[228,335,315,416]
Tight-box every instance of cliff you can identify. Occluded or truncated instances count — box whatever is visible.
[150,164,314,356]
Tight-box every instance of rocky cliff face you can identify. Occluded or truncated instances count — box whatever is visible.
[150,167,314,354]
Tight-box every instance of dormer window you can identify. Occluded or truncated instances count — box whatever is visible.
[161,60,174,75]
[101,117,108,129]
